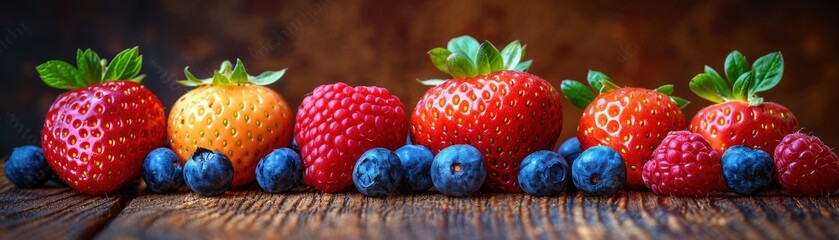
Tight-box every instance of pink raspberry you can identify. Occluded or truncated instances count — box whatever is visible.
[642,131,724,196]
[774,133,839,196]
[295,82,408,193]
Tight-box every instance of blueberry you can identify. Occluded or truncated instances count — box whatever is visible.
[256,148,304,193]
[291,138,300,152]
[722,145,775,195]
[406,135,413,145]
[431,144,486,197]
[4,145,51,188]
[518,150,570,196]
[141,148,184,193]
[557,137,582,164]
[353,148,403,197]
[183,148,234,196]
[572,146,626,196]
[395,145,434,194]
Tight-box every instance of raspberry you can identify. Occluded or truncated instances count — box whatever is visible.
[295,82,408,192]
[774,133,839,196]
[642,131,724,196]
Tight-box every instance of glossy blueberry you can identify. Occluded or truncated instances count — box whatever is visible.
[142,148,184,193]
[4,145,51,188]
[353,148,403,197]
[256,148,304,193]
[291,138,300,152]
[722,146,775,195]
[183,148,234,197]
[431,144,486,197]
[518,150,570,196]
[556,137,582,164]
[395,145,435,194]
[572,146,626,196]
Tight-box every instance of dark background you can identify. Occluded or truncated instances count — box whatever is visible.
[1,0,838,157]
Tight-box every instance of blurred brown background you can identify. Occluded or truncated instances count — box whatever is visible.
[1,0,838,156]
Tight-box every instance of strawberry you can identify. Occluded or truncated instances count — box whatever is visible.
[411,36,564,192]
[295,82,408,192]
[37,47,167,194]
[169,59,294,187]
[561,71,688,188]
[688,50,799,155]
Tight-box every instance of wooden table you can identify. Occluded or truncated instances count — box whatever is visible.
[2,167,838,240]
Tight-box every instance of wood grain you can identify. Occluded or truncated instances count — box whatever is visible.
[96,187,839,240]
[0,165,134,240]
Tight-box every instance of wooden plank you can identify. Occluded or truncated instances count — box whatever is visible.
[0,164,134,240]
[97,187,839,240]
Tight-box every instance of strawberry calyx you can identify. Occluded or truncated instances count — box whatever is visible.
[560,70,689,109]
[689,50,784,106]
[179,59,286,87]
[420,35,532,86]
[36,47,144,90]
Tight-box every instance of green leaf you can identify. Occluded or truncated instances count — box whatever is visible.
[751,52,783,93]
[669,96,689,109]
[250,69,286,85]
[724,50,748,86]
[560,80,595,109]
[76,49,102,85]
[475,41,503,75]
[732,71,753,101]
[128,74,145,83]
[513,60,532,72]
[654,84,674,95]
[447,35,480,63]
[689,74,726,104]
[428,48,452,74]
[36,60,83,90]
[212,70,230,85]
[704,65,727,86]
[229,59,249,84]
[600,79,620,92]
[418,79,447,86]
[219,60,233,75]
[587,70,612,94]
[446,53,477,78]
[103,47,142,81]
[500,40,522,70]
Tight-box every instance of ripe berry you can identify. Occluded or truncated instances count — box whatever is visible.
[431,144,487,197]
[395,144,435,194]
[256,148,304,193]
[183,148,234,196]
[518,150,570,196]
[721,146,774,195]
[296,82,407,193]
[642,131,724,196]
[556,137,582,164]
[774,133,839,196]
[572,146,626,196]
[4,145,51,188]
[353,148,403,197]
[142,148,184,193]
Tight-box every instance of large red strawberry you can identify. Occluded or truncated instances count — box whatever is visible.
[37,47,167,194]
[688,50,799,154]
[561,71,688,188]
[295,82,408,192]
[411,36,564,192]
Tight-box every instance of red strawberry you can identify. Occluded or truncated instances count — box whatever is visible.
[642,131,724,196]
[410,36,564,192]
[688,50,799,155]
[295,82,407,192]
[561,71,688,188]
[37,47,167,194]
[774,133,839,196]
